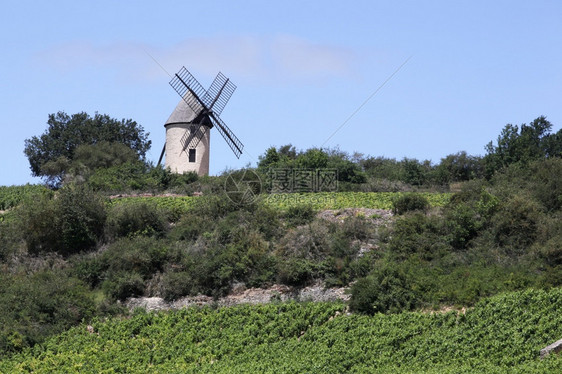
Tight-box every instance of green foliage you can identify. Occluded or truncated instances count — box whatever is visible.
[484,116,561,176]
[72,141,139,171]
[17,185,106,256]
[391,192,430,214]
[436,151,484,184]
[160,271,195,302]
[527,158,562,211]
[24,111,151,186]
[105,200,168,239]
[0,271,94,355]
[166,207,280,298]
[266,191,451,210]
[491,193,542,252]
[444,183,498,249]
[283,204,316,226]
[258,146,366,184]
[401,157,429,186]
[102,271,145,301]
[349,265,418,314]
[87,162,155,192]
[4,289,562,372]
[388,213,449,261]
[0,184,50,210]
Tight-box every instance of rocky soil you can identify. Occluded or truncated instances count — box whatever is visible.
[126,283,350,312]
[126,208,393,312]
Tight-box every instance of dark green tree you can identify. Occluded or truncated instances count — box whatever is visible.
[436,151,484,184]
[24,111,151,186]
[484,116,558,176]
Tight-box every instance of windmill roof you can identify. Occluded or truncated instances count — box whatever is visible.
[165,98,197,125]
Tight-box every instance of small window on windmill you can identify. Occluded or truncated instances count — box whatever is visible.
[189,149,196,163]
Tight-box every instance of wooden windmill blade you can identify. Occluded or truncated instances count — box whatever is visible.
[203,72,237,116]
[169,67,206,115]
[169,66,244,159]
[180,120,209,151]
[208,113,243,158]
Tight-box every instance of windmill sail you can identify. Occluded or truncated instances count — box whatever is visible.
[169,67,206,115]
[180,124,208,151]
[209,113,243,158]
[169,66,244,159]
[203,72,237,116]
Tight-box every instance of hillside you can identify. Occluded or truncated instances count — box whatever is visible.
[2,288,562,373]
[3,120,562,368]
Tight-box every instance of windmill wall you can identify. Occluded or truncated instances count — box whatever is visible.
[164,123,210,176]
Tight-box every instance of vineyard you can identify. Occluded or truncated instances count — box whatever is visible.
[111,191,451,213]
[0,184,451,215]
[0,185,50,210]
[2,288,562,373]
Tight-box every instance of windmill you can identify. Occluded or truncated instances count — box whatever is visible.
[158,67,243,176]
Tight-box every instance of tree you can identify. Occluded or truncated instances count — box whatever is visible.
[18,185,106,256]
[436,151,484,184]
[484,116,558,176]
[24,111,151,186]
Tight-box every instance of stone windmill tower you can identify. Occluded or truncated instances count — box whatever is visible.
[157,67,243,176]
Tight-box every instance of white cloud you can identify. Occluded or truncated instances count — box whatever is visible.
[269,35,354,78]
[36,35,356,84]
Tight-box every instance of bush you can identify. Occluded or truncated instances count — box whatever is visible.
[102,271,145,301]
[18,185,106,256]
[168,213,211,242]
[277,258,315,286]
[106,201,168,239]
[392,193,430,215]
[101,237,168,277]
[445,203,481,249]
[276,220,332,261]
[527,158,562,211]
[283,204,316,227]
[491,194,541,252]
[349,266,418,314]
[340,215,372,241]
[94,237,168,300]
[388,213,449,261]
[161,271,195,301]
[87,162,154,192]
[70,254,106,288]
[0,271,94,354]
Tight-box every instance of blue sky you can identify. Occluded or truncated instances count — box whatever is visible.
[1,1,561,185]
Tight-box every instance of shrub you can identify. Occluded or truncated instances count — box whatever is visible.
[105,201,168,239]
[283,204,316,226]
[168,213,211,242]
[161,271,195,301]
[528,158,562,211]
[276,220,332,261]
[491,194,541,252]
[0,271,94,354]
[277,258,315,286]
[102,271,145,301]
[388,213,449,261]
[392,193,430,215]
[18,185,106,256]
[349,266,418,314]
[445,203,481,249]
[70,254,106,288]
[0,218,22,262]
[101,237,168,277]
[340,215,372,241]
